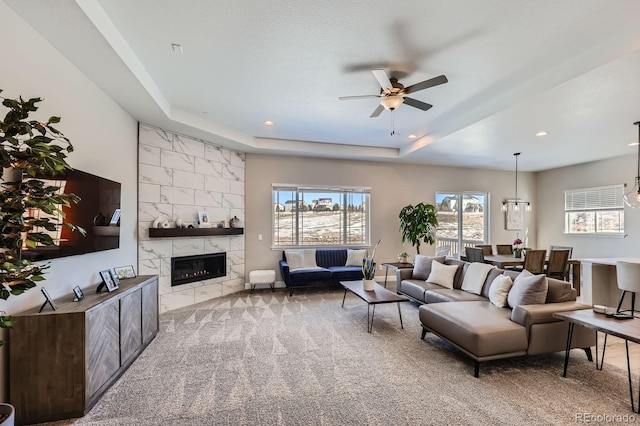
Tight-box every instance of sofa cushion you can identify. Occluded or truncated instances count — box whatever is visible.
[444,258,467,289]
[545,278,574,303]
[489,275,513,308]
[481,268,507,299]
[399,280,444,302]
[327,266,363,281]
[424,288,487,304]
[285,249,318,270]
[419,301,528,357]
[284,250,305,270]
[345,249,366,266]
[315,249,346,268]
[507,270,548,308]
[412,255,446,280]
[288,268,332,282]
[426,261,458,289]
[461,262,495,295]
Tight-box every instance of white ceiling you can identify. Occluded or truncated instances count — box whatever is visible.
[6,0,640,171]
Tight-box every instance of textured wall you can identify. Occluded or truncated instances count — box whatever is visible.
[137,125,245,313]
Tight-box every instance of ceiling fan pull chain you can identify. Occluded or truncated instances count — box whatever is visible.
[390,110,395,136]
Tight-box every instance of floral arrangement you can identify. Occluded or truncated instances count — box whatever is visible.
[513,237,523,248]
[362,238,382,280]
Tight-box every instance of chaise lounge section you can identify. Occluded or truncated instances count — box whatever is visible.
[396,255,596,377]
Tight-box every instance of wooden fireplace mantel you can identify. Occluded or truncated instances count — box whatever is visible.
[148,227,243,238]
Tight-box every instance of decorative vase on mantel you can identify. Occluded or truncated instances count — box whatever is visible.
[363,279,375,291]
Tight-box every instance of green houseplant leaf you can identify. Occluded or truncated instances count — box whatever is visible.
[0,90,85,340]
[398,203,438,255]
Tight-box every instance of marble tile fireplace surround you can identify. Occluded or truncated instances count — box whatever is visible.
[137,124,245,313]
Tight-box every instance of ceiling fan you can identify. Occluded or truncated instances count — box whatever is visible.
[339,69,448,118]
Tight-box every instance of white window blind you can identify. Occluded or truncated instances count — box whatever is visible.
[564,184,624,235]
[565,185,624,211]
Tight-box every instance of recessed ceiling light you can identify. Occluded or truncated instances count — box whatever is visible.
[408,134,417,139]
[536,131,548,137]
[263,120,274,126]
[171,43,183,53]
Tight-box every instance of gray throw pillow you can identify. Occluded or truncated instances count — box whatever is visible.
[412,255,446,280]
[507,269,549,308]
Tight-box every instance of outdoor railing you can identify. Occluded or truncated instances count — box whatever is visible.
[435,237,485,258]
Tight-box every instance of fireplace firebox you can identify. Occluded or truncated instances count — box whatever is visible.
[171,252,226,287]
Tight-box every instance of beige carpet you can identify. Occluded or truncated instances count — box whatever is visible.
[41,287,636,425]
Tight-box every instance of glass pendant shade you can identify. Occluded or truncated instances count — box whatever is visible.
[624,122,640,208]
[380,95,404,110]
[502,153,532,212]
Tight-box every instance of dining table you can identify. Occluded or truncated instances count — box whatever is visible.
[482,254,581,296]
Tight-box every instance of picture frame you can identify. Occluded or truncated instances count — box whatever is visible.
[198,211,211,228]
[72,286,84,302]
[39,287,57,312]
[109,208,121,226]
[109,268,120,285]
[99,269,119,292]
[505,203,524,231]
[113,265,136,280]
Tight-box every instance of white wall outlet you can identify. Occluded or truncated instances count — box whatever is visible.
[258,234,263,241]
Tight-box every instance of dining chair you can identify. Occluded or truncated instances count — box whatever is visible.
[475,245,493,256]
[496,244,513,255]
[546,249,570,280]
[550,245,573,280]
[521,249,546,274]
[465,247,485,263]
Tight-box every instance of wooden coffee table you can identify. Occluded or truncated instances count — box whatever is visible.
[340,280,409,333]
[554,309,640,412]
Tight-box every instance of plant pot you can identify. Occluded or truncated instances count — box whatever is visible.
[0,403,15,426]
[514,249,522,258]
[363,279,375,291]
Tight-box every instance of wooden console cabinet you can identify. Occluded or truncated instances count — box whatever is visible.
[9,275,159,425]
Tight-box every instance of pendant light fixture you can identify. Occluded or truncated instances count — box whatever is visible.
[501,152,532,213]
[623,121,640,208]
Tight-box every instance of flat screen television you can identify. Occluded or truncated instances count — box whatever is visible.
[21,168,121,261]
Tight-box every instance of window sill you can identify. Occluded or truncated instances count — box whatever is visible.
[563,233,627,238]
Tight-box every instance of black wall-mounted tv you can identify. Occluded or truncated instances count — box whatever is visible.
[21,168,121,261]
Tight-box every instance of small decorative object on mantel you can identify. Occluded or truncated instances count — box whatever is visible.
[198,211,212,228]
[152,216,163,229]
[229,215,241,228]
[160,219,170,229]
[93,212,106,226]
[175,218,183,228]
[513,237,523,258]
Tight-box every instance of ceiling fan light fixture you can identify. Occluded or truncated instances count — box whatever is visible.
[623,121,640,208]
[380,95,404,110]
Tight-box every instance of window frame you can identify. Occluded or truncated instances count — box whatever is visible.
[434,191,490,258]
[272,184,371,248]
[563,184,624,236]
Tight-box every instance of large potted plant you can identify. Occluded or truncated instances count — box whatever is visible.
[0,91,84,332]
[398,203,438,255]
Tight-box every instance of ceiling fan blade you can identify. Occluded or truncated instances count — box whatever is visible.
[405,75,448,94]
[338,95,381,100]
[370,104,385,118]
[403,97,433,111]
[371,69,392,89]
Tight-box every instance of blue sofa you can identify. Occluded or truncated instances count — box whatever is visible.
[279,248,364,295]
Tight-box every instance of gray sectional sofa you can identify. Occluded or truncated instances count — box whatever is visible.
[396,256,596,377]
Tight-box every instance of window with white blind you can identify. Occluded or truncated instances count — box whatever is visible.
[564,184,624,234]
[272,185,370,247]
